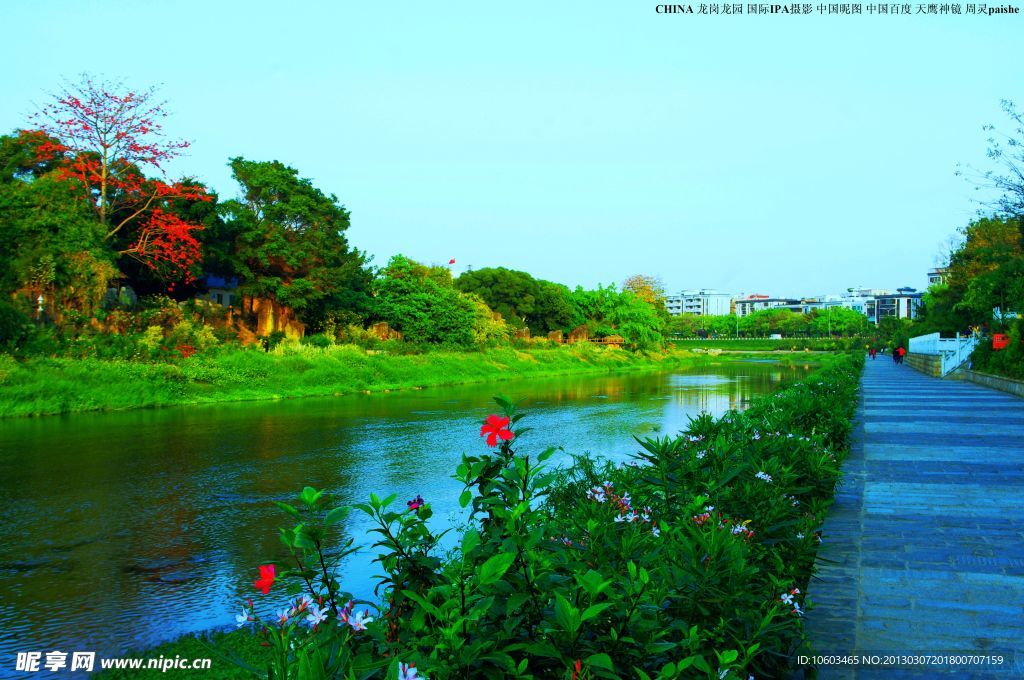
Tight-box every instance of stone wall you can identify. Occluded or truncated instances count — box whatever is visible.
[244,296,305,340]
[949,369,1024,398]
[905,352,941,377]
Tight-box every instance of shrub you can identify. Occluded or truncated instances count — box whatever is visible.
[232,355,862,678]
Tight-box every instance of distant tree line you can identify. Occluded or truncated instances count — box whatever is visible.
[0,76,669,354]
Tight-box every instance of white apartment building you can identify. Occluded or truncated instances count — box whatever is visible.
[665,289,734,316]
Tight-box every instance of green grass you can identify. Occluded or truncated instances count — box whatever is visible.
[0,343,730,418]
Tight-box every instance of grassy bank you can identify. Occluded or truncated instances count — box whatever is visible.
[0,343,736,418]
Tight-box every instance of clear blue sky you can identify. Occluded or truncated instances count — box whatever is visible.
[2,1,1021,297]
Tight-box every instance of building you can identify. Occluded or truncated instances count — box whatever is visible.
[734,296,800,318]
[664,294,684,316]
[204,275,239,308]
[664,289,734,316]
[927,267,948,287]
[869,287,922,323]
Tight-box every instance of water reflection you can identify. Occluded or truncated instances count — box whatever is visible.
[0,362,810,660]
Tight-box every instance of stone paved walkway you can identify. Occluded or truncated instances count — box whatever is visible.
[805,358,1024,679]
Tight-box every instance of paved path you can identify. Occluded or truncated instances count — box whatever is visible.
[805,358,1024,679]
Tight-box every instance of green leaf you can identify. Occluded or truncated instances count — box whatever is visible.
[537,446,558,462]
[477,552,516,585]
[459,489,473,508]
[299,486,323,507]
[324,506,351,526]
[273,501,300,518]
[553,593,581,634]
[461,529,481,557]
[587,653,614,670]
[581,603,613,622]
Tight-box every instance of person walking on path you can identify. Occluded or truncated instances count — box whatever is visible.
[896,345,906,365]
[868,347,877,360]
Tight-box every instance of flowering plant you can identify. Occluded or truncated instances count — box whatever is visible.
[233,357,861,678]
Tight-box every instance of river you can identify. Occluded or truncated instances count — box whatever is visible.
[0,360,812,663]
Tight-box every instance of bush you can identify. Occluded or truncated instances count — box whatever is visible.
[0,299,31,351]
[231,355,863,678]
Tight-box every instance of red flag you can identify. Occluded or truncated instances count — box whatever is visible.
[448,258,456,265]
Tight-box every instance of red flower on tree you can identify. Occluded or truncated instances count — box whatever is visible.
[480,414,514,447]
[27,75,211,288]
[253,564,276,594]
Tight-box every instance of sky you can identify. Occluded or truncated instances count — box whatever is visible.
[1,1,1021,298]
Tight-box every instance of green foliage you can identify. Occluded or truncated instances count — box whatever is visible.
[220,157,373,329]
[0,299,31,351]
[373,255,480,348]
[570,285,666,350]
[918,215,1024,334]
[455,267,578,334]
[972,318,1024,378]
[235,356,862,678]
[0,343,696,418]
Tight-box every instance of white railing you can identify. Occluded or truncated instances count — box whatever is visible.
[908,332,979,377]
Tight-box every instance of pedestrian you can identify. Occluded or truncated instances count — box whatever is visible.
[869,347,877,360]
[896,345,906,365]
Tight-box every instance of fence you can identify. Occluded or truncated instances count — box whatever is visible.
[908,332,978,377]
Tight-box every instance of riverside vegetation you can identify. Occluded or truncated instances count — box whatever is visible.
[0,343,723,418]
[102,353,861,679]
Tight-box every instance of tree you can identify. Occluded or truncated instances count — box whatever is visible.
[968,100,1024,219]
[455,267,577,333]
[622,274,666,307]
[569,285,665,349]
[29,76,210,285]
[220,157,373,328]
[0,133,114,316]
[808,307,870,336]
[373,255,480,347]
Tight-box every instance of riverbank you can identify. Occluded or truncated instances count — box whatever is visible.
[94,352,861,678]
[0,343,808,418]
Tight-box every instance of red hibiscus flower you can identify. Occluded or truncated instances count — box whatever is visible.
[480,414,514,447]
[407,495,425,511]
[254,564,276,594]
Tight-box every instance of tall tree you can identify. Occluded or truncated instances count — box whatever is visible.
[456,267,577,333]
[220,157,372,327]
[29,76,210,285]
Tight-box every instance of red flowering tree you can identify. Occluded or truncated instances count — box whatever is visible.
[28,75,210,285]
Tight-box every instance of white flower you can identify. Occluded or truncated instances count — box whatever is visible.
[399,663,424,680]
[620,492,632,507]
[793,602,804,616]
[796,532,805,539]
[718,669,730,679]
[704,505,715,513]
[614,514,625,523]
[235,607,249,627]
[347,609,373,632]
[754,471,773,483]
[780,593,794,605]
[651,525,661,537]
[587,486,607,503]
[290,595,311,617]
[275,608,290,625]
[305,603,328,628]
[696,451,707,460]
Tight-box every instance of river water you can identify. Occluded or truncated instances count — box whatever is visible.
[0,361,811,663]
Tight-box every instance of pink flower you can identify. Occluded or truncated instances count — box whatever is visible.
[407,495,425,511]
